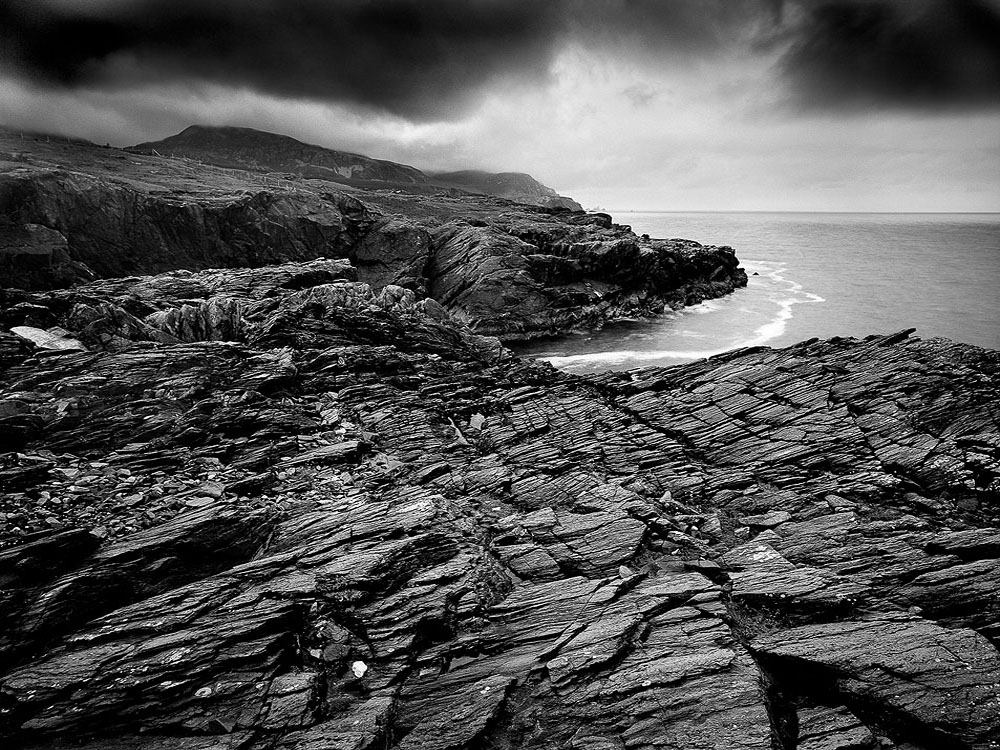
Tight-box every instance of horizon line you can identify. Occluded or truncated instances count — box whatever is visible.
[602,209,1000,215]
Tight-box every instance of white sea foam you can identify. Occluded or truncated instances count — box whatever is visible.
[689,299,723,314]
[543,347,732,368]
[676,329,709,339]
[539,260,825,370]
[733,261,825,347]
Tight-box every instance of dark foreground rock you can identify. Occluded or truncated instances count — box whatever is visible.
[1,258,998,750]
[0,131,745,340]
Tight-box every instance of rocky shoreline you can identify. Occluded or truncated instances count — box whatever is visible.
[2,133,1000,749]
[0,132,745,341]
[1,255,999,748]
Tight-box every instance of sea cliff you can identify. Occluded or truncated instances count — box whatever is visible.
[0,131,745,341]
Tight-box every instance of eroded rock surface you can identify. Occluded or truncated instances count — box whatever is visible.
[1,255,998,750]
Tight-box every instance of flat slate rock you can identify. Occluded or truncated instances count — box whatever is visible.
[1,254,999,749]
[753,616,1000,749]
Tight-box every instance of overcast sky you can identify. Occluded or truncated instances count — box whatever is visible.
[2,0,998,211]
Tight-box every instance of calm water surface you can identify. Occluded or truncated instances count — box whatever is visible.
[515,212,1000,373]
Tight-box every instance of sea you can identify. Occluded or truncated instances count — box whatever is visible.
[514,211,1000,373]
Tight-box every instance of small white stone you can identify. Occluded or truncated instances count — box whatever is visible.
[351,660,368,678]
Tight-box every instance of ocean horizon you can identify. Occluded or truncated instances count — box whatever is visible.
[515,210,1000,373]
[607,209,1000,214]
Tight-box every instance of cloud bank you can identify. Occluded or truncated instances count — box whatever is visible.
[785,0,1000,109]
[3,0,998,118]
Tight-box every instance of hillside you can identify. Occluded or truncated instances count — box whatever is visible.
[133,125,426,184]
[131,125,581,209]
[432,170,582,211]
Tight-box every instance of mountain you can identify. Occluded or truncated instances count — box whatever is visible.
[131,125,581,209]
[131,125,426,184]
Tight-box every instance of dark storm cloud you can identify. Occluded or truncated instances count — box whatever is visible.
[781,0,1000,109]
[1,0,997,118]
[0,0,566,118]
[563,0,783,55]
[0,0,782,118]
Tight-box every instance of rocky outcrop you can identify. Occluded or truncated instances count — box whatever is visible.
[1,259,502,360]
[428,214,745,339]
[1,252,998,750]
[0,133,747,340]
[753,616,1000,747]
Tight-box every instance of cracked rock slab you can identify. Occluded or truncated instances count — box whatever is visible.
[752,616,1000,749]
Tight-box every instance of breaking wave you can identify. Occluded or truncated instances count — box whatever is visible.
[539,260,825,371]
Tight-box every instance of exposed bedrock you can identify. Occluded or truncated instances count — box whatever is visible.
[0,260,998,749]
[428,215,745,340]
[0,139,746,340]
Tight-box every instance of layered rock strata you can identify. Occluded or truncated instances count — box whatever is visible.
[1,259,999,750]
